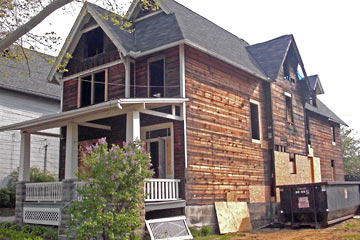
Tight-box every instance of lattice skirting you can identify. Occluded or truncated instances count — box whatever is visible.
[23,207,61,226]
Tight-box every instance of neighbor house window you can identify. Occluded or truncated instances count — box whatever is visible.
[85,27,104,57]
[330,125,336,144]
[148,57,165,97]
[285,94,294,123]
[250,101,260,141]
[78,69,108,108]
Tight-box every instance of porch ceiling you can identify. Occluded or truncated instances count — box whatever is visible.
[0,98,188,133]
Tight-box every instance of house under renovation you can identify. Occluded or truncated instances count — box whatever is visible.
[0,0,346,237]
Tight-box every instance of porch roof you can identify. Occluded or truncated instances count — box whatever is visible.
[0,98,188,133]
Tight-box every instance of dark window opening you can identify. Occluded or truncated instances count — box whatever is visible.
[283,61,290,80]
[150,142,159,178]
[146,128,171,140]
[331,125,336,143]
[306,116,311,145]
[175,106,181,117]
[289,153,296,174]
[286,96,294,123]
[81,76,92,107]
[94,72,105,104]
[149,59,165,97]
[331,160,336,181]
[86,28,104,58]
[275,145,286,152]
[250,103,260,140]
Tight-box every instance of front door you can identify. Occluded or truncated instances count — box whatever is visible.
[141,123,174,179]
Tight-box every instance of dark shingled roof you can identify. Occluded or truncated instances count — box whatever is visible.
[0,50,60,100]
[88,0,267,80]
[305,99,347,126]
[246,35,292,80]
[308,75,318,90]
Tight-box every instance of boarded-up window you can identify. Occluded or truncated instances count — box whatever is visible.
[250,102,260,140]
[285,96,294,123]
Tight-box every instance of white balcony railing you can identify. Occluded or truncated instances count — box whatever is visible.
[25,178,180,203]
[144,178,180,202]
[25,182,63,202]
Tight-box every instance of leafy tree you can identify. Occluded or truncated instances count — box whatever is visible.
[0,0,158,53]
[67,138,153,240]
[341,126,360,178]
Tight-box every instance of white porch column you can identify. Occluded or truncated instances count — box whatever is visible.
[125,56,131,98]
[19,131,31,182]
[65,123,78,180]
[126,111,140,141]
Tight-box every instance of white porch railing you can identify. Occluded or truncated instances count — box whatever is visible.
[25,182,63,202]
[144,178,180,202]
[74,181,87,201]
[25,178,181,203]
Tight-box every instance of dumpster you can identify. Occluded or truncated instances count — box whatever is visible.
[278,182,360,228]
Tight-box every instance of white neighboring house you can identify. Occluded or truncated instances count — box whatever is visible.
[0,50,60,188]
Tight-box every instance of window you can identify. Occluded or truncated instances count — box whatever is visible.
[78,70,108,108]
[283,61,290,80]
[330,125,336,144]
[250,102,260,141]
[285,95,294,123]
[331,160,336,181]
[85,28,104,57]
[148,58,165,97]
[306,116,311,145]
[289,153,296,174]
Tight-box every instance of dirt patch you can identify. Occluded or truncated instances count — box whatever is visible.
[196,219,360,240]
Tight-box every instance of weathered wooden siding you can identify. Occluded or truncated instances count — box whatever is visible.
[134,46,180,98]
[308,112,345,181]
[64,22,119,77]
[184,46,271,206]
[271,68,307,155]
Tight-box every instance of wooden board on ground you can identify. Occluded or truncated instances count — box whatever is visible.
[214,202,252,234]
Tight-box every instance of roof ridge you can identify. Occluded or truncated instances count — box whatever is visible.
[249,34,293,47]
[168,0,250,45]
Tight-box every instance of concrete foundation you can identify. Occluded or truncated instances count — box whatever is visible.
[185,202,280,231]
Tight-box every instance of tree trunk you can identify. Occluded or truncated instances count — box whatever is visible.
[0,0,74,52]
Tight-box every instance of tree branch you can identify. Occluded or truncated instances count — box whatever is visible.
[0,0,74,52]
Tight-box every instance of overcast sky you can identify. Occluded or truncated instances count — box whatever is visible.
[34,0,360,135]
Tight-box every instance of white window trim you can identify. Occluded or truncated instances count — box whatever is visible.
[250,99,262,144]
[141,122,174,179]
[284,92,292,97]
[147,55,166,98]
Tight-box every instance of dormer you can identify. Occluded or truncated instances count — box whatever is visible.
[126,0,171,22]
[282,44,305,83]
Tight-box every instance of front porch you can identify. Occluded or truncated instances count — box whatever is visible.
[18,178,184,226]
[0,98,188,228]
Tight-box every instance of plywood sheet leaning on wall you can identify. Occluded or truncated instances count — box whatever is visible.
[214,202,252,234]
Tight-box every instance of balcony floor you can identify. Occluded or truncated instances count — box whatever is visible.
[145,199,186,212]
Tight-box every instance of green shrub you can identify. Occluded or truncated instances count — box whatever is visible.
[0,222,58,240]
[67,138,152,240]
[0,188,15,208]
[200,226,212,236]
[189,227,201,237]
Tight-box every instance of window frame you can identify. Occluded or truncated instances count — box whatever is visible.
[140,122,174,179]
[77,68,108,108]
[330,125,336,145]
[249,99,262,144]
[147,55,166,98]
[285,92,294,124]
